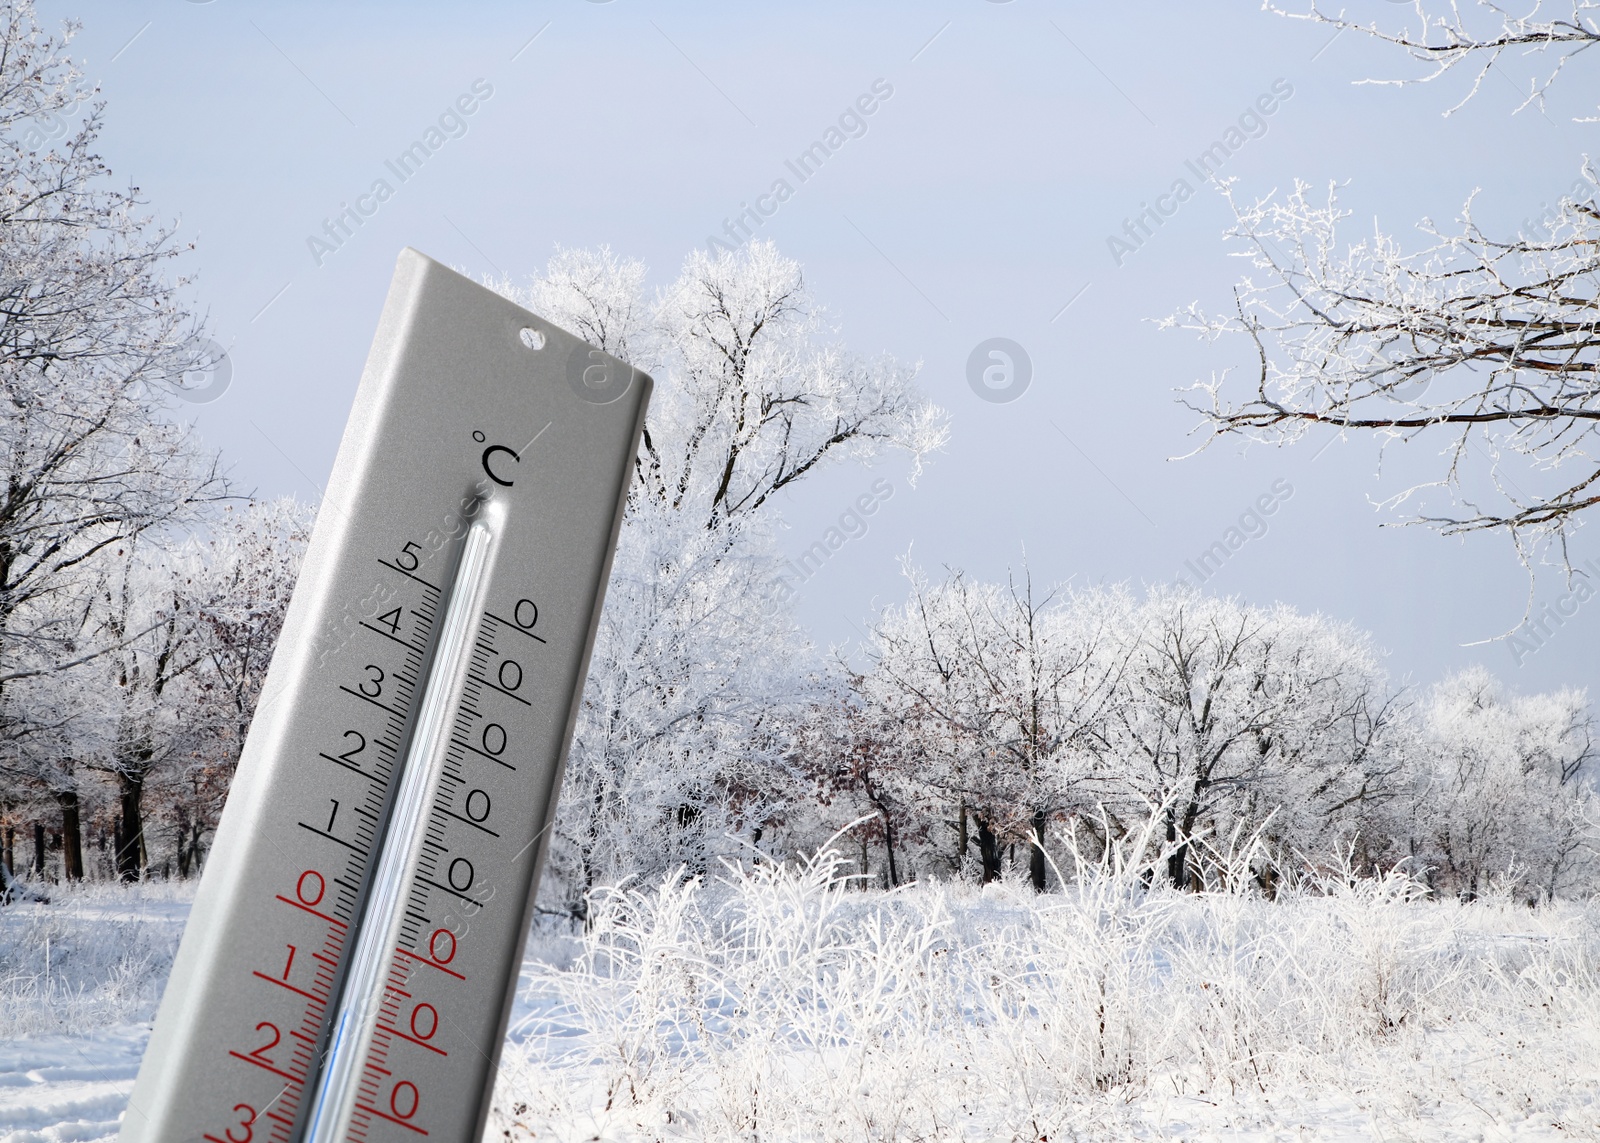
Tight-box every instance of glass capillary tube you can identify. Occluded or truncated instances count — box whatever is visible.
[302,503,503,1142]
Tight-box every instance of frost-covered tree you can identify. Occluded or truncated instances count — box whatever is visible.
[191,499,312,772]
[82,540,213,881]
[786,686,927,889]
[1171,3,1599,558]
[1407,667,1597,899]
[151,498,311,876]
[0,633,94,880]
[0,2,225,762]
[853,578,1404,892]
[1169,177,1600,555]
[858,567,1121,888]
[492,242,946,909]
[1085,588,1400,889]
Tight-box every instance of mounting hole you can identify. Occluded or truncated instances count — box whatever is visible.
[519,327,546,350]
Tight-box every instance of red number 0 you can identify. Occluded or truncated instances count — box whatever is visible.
[410,1002,438,1041]
[391,1080,419,1120]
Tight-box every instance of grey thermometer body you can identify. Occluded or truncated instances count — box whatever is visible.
[121,249,650,1143]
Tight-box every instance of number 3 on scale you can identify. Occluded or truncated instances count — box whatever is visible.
[203,1103,255,1143]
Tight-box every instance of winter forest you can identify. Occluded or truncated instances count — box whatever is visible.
[3,1,1600,1140]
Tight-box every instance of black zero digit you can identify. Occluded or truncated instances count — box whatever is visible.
[464,789,490,823]
[498,659,522,691]
[514,598,538,629]
[481,723,506,756]
[447,857,474,893]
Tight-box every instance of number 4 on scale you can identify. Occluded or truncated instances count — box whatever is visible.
[372,607,403,637]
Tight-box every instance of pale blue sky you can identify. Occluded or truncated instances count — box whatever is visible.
[50,0,1598,697]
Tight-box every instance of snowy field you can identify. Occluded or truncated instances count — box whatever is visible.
[0,884,189,1142]
[3,859,1598,1143]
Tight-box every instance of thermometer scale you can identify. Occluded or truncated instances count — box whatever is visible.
[121,249,650,1142]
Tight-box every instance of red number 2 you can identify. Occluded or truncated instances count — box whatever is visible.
[248,1022,280,1065]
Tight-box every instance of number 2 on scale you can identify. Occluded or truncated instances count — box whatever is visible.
[247,1022,279,1065]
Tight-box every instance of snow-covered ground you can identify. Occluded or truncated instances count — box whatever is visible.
[3,862,1598,1142]
[0,1026,147,1143]
[485,854,1600,1141]
[0,883,189,1143]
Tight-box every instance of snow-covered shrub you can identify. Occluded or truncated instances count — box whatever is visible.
[489,843,1600,1141]
[0,880,191,1038]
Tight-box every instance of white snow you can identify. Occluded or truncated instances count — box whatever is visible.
[0,882,189,1143]
[0,1026,146,1143]
[3,865,1598,1142]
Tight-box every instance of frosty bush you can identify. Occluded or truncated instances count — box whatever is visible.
[0,880,191,1038]
[489,843,1600,1141]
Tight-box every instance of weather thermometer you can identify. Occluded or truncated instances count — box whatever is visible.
[120,249,651,1142]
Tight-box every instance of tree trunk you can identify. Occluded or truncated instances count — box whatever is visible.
[188,817,206,877]
[3,826,12,876]
[55,789,84,881]
[1166,804,1188,890]
[116,771,145,882]
[175,803,192,878]
[33,822,45,876]
[860,773,900,888]
[974,815,1002,884]
[1029,807,1048,893]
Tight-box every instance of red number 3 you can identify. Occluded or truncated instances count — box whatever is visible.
[227,1103,255,1143]
[204,1103,255,1143]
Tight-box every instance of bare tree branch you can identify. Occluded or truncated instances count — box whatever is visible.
[1270,1,1600,119]
[1167,174,1600,554]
